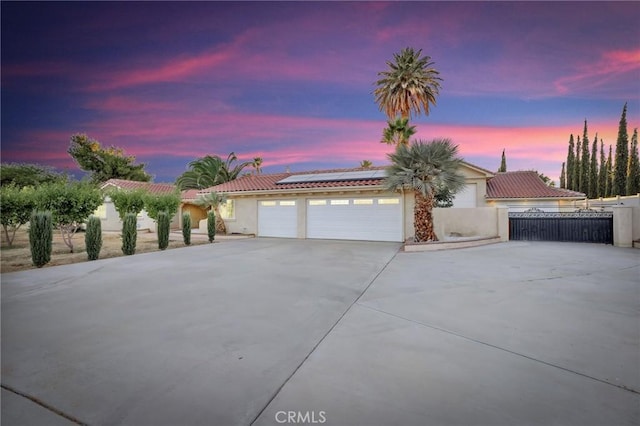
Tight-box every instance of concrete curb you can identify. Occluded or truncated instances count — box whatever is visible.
[403,236,502,252]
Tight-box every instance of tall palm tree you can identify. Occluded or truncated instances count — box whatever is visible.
[176,152,251,190]
[374,47,442,120]
[359,160,373,168]
[381,117,416,146]
[193,191,228,234]
[385,139,465,242]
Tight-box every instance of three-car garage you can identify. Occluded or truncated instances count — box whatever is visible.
[257,197,404,242]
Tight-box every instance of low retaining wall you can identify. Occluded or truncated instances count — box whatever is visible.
[433,207,509,242]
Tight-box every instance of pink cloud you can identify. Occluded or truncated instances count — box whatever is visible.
[554,49,640,96]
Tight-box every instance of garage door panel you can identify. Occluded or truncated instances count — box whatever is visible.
[258,200,297,238]
[307,197,402,242]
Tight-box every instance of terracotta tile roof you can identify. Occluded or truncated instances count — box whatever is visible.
[203,166,388,194]
[486,171,585,199]
[101,179,176,195]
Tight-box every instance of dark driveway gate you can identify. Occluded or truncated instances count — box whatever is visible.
[509,210,613,244]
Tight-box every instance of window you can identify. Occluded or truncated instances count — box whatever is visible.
[260,201,276,207]
[378,198,400,205]
[93,204,107,219]
[279,200,296,206]
[330,199,349,205]
[353,199,373,205]
[309,200,327,206]
[219,199,235,219]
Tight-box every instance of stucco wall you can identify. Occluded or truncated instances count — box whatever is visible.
[432,207,507,240]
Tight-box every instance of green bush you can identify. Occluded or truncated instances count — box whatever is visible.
[85,216,102,261]
[182,212,191,246]
[122,213,137,255]
[207,210,216,243]
[158,211,170,250]
[29,211,53,268]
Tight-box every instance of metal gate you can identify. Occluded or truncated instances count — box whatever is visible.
[509,209,613,244]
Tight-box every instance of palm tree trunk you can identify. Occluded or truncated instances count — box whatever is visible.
[213,207,227,235]
[414,190,437,242]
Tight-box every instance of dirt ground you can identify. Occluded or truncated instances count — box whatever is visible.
[1,228,212,273]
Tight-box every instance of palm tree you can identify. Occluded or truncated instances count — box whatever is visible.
[252,157,263,175]
[381,117,416,146]
[374,47,442,120]
[359,160,373,168]
[193,191,228,234]
[176,152,251,190]
[385,139,465,242]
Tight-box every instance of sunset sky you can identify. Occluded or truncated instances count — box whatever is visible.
[2,1,639,184]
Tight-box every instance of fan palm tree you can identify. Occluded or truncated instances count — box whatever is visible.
[381,117,417,146]
[374,47,442,120]
[176,152,251,190]
[385,139,465,242]
[193,191,228,234]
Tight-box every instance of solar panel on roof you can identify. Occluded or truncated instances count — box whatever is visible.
[276,170,388,184]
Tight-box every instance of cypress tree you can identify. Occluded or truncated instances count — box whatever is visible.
[498,149,507,172]
[566,135,575,190]
[627,128,639,195]
[605,145,613,197]
[580,121,590,195]
[588,134,598,198]
[613,103,629,195]
[598,139,606,198]
[560,162,566,189]
[573,136,581,192]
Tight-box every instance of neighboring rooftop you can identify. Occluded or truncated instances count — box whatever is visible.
[486,171,585,199]
[101,179,176,196]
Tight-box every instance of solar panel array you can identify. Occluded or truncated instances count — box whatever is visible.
[276,169,387,184]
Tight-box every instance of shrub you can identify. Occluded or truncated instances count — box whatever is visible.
[157,211,170,250]
[0,185,36,246]
[29,211,53,268]
[85,216,102,261]
[207,210,216,243]
[122,213,137,255]
[33,181,103,253]
[108,188,147,220]
[143,192,181,221]
[182,212,191,246]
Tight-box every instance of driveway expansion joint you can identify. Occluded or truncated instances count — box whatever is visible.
[248,246,402,425]
[1,383,88,425]
[355,302,640,395]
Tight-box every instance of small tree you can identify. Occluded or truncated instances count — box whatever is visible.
[0,162,67,188]
[122,213,137,255]
[143,192,181,222]
[0,185,35,246]
[29,211,53,268]
[194,191,228,235]
[157,211,170,250]
[182,212,191,245]
[108,188,147,219]
[207,210,216,242]
[85,216,102,261]
[34,181,103,253]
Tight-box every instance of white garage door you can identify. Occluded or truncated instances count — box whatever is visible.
[307,197,402,242]
[452,183,477,207]
[258,200,297,238]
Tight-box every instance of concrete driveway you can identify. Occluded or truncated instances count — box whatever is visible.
[2,239,639,425]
